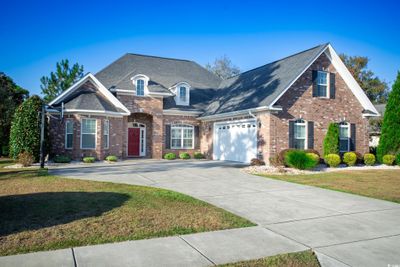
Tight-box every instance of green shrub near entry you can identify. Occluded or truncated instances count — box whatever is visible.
[343,152,357,166]
[18,151,34,167]
[323,123,340,156]
[363,153,376,166]
[278,149,296,166]
[194,152,204,159]
[106,155,118,162]
[324,154,341,167]
[382,154,396,166]
[83,157,95,163]
[396,154,400,166]
[179,152,190,159]
[284,150,318,170]
[53,155,71,163]
[164,153,176,160]
[306,152,320,163]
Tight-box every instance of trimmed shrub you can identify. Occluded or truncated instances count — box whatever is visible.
[18,151,34,167]
[343,152,357,166]
[164,153,176,160]
[363,153,376,166]
[194,152,204,159]
[269,155,283,167]
[304,149,321,158]
[179,152,190,159]
[1,145,9,156]
[382,154,395,166]
[53,155,71,163]
[323,123,339,156]
[284,150,318,170]
[106,155,118,162]
[396,153,400,166]
[377,72,400,162]
[9,96,45,161]
[250,158,265,166]
[324,154,341,167]
[83,157,95,163]
[306,152,320,163]
[278,149,296,167]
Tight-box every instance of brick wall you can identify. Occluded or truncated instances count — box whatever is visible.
[262,53,369,161]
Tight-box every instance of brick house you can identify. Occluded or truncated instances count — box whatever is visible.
[48,43,379,163]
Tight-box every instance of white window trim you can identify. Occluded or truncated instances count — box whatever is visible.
[339,122,350,152]
[171,124,194,149]
[80,118,97,150]
[316,70,330,98]
[131,74,149,96]
[294,119,307,150]
[103,119,109,149]
[173,82,191,106]
[65,120,73,149]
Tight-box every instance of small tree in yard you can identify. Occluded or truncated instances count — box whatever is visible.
[9,95,44,161]
[377,71,400,161]
[323,123,339,156]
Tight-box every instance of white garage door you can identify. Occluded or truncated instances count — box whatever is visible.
[213,119,257,163]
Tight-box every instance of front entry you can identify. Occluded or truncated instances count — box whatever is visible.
[127,123,146,157]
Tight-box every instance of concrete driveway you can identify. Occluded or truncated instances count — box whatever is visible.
[50,159,400,267]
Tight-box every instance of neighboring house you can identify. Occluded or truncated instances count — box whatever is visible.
[48,43,379,163]
[369,103,386,147]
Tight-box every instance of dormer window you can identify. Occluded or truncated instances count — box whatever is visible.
[136,79,145,96]
[174,82,190,106]
[131,74,149,96]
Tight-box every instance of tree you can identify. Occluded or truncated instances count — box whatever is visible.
[323,123,339,156]
[377,71,400,161]
[9,95,44,161]
[0,72,29,155]
[206,55,240,79]
[340,54,389,103]
[41,59,84,103]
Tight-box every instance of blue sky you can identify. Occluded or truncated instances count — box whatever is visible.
[1,0,399,95]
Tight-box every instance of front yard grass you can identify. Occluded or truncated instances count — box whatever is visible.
[0,164,254,256]
[219,250,320,267]
[261,170,400,203]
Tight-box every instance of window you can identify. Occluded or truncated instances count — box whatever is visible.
[81,118,96,149]
[65,120,73,149]
[171,124,194,149]
[103,120,109,149]
[179,86,187,102]
[294,119,307,149]
[317,71,329,97]
[136,79,145,96]
[339,122,350,152]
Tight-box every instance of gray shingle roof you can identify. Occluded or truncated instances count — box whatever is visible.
[201,43,329,116]
[53,81,125,113]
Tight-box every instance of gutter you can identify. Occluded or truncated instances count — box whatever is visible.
[198,106,282,121]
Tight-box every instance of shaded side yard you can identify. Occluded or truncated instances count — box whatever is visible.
[219,250,320,267]
[261,170,400,203]
[0,159,254,256]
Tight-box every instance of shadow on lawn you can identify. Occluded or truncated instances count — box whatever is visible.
[0,191,130,236]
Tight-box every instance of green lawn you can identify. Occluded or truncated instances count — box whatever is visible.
[219,250,320,267]
[260,169,400,203]
[0,159,254,256]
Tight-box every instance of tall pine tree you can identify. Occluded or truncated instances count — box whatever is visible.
[377,72,400,161]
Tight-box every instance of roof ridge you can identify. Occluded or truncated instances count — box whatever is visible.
[126,53,194,63]
[223,43,329,81]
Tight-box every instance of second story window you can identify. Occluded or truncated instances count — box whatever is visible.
[179,86,187,102]
[316,71,328,97]
[136,79,145,96]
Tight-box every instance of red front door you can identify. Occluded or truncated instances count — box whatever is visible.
[128,128,140,156]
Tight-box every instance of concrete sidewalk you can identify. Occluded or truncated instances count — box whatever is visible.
[0,227,308,267]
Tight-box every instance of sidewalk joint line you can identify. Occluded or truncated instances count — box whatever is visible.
[314,249,352,267]
[314,233,400,249]
[178,236,217,266]
[71,248,77,267]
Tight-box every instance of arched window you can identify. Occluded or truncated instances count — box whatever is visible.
[339,122,350,152]
[171,124,194,149]
[179,86,187,102]
[174,82,190,106]
[294,119,307,149]
[136,79,145,96]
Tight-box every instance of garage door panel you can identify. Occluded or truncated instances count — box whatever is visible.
[213,120,257,163]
